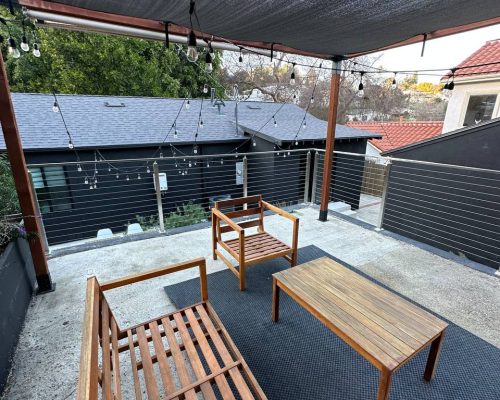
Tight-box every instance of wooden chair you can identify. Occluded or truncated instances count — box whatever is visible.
[212,195,299,291]
[77,257,267,400]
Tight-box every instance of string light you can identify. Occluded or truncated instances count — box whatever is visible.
[8,37,20,59]
[84,177,89,185]
[310,96,314,104]
[252,140,256,147]
[116,173,120,179]
[137,173,141,180]
[358,72,365,98]
[185,98,191,109]
[77,164,82,172]
[193,144,198,154]
[147,166,151,173]
[238,48,243,63]
[448,69,456,91]
[126,175,130,181]
[302,120,307,129]
[203,83,208,94]
[68,139,74,149]
[199,119,204,128]
[32,31,41,58]
[173,122,178,139]
[290,63,296,85]
[187,30,198,62]
[205,50,213,73]
[52,101,60,113]
[391,73,397,90]
[273,116,277,127]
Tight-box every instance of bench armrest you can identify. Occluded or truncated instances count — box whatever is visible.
[261,201,298,222]
[100,257,208,301]
[212,208,244,234]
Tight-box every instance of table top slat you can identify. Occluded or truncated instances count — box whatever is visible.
[273,257,448,371]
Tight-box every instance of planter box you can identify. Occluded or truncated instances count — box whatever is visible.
[0,239,36,395]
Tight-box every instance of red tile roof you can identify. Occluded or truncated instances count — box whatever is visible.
[446,39,500,79]
[346,121,443,152]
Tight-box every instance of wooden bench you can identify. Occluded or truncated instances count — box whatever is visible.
[211,195,299,291]
[77,257,267,400]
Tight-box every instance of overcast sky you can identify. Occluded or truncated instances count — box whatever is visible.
[372,25,500,83]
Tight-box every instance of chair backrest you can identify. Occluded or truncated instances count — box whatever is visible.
[215,195,264,234]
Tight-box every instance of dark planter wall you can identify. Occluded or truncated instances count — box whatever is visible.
[0,239,36,394]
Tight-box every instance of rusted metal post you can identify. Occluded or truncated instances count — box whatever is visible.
[0,52,53,293]
[303,151,311,203]
[153,161,165,232]
[243,156,248,209]
[376,160,392,230]
[311,151,319,204]
[319,59,342,221]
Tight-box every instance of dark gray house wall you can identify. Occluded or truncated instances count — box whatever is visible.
[382,120,500,270]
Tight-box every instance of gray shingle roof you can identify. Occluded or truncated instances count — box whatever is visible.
[0,93,379,151]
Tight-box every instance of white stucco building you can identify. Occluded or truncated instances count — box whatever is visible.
[442,39,500,133]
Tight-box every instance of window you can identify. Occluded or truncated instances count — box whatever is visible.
[30,166,72,213]
[463,94,497,127]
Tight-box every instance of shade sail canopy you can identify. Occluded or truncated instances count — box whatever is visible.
[19,0,500,58]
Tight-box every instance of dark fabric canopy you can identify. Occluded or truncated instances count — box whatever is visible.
[24,0,500,58]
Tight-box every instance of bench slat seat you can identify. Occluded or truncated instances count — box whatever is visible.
[77,258,267,400]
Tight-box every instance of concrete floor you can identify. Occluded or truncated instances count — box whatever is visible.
[2,206,500,399]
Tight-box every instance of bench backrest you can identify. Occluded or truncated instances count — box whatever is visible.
[214,195,264,234]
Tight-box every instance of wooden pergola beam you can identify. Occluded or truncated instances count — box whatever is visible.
[319,60,342,221]
[0,52,53,293]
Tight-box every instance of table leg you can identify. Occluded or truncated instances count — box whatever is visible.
[424,330,446,381]
[377,369,393,400]
[272,277,280,322]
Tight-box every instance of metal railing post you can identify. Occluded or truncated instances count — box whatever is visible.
[311,151,319,204]
[243,156,248,210]
[28,170,50,254]
[153,162,165,232]
[377,159,392,230]
[304,151,311,203]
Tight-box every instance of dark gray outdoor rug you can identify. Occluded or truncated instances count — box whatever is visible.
[164,245,500,400]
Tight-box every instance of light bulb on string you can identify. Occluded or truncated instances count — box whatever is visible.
[147,166,151,173]
[193,145,198,154]
[252,140,256,147]
[238,48,243,63]
[89,184,94,190]
[21,35,29,52]
[199,119,204,128]
[126,175,130,181]
[273,116,277,127]
[187,30,198,62]
[290,63,296,85]
[116,173,120,179]
[203,84,208,94]
[185,99,191,109]
[220,159,224,165]
[32,43,41,58]
[358,72,365,98]
[94,183,98,189]
[205,51,213,73]
[160,152,164,158]
[391,73,397,90]
[310,96,314,104]
[207,161,210,168]
[287,151,291,156]
[68,139,74,149]
[189,161,192,167]
[8,37,20,59]
[52,101,60,113]
[84,177,89,185]
[108,166,111,172]
[77,164,82,172]
[174,127,178,139]
[295,140,299,146]
[137,173,141,180]
[302,120,307,129]
[94,177,98,184]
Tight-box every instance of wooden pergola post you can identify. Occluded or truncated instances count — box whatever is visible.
[0,52,54,293]
[319,59,342,221]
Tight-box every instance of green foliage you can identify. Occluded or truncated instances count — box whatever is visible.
[0,6,222,98]
[135,214,159,230]
[134,202,208,231]
[0,154,19,217]
[164,202,208,229]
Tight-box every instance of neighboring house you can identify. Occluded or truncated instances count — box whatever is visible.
[442,39,500,133]
[381,118,500,269]
[346,121,443,160]
[0,93,379,244]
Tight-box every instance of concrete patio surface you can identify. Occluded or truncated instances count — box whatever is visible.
[2,206,499,399]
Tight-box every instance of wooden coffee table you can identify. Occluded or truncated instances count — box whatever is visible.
[272,257,448,400]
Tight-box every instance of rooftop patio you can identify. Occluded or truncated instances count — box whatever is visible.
[2,205,499,399]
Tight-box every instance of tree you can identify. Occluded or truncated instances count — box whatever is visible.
[0,7,222,98]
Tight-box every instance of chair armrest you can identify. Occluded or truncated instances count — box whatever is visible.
[100,257,207,301]
[261,200,298,222]
[212,208,244,233]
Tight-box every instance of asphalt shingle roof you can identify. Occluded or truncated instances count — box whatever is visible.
[0,93,379,151]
